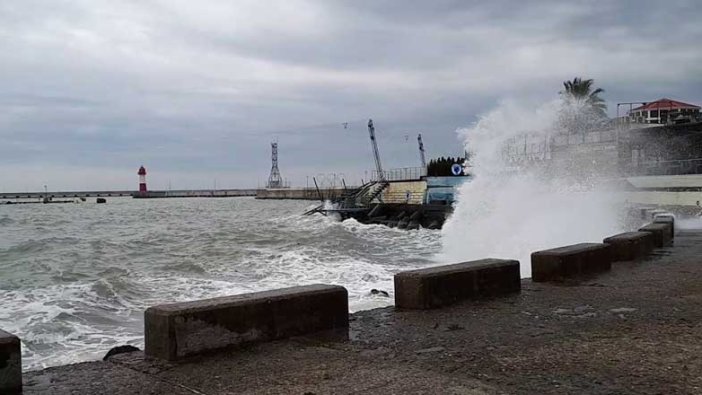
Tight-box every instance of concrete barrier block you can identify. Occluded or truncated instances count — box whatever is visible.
[648,209,667,219]
[639,222,673,247]
[394,259,520,309]
[653,214,675,238]
[639,206,656,220]
[0,329,22,394]
[145,284,349,361]
[603,231,655,262]
[531,243,611,283]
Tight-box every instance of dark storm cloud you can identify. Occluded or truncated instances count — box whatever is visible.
[0,0,701,190]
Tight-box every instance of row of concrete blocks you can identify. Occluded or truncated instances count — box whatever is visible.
[0,219,675,393]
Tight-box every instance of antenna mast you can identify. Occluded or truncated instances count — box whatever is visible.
[417,133,427,169]
[267,142,283,188]
[367,119,385,181]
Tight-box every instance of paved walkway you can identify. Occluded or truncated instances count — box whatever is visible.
[25,231,702,394]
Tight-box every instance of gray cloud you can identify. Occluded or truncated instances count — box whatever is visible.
[0,0,701,191]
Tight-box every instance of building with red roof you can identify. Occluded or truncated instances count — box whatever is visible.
[628,98,700,124]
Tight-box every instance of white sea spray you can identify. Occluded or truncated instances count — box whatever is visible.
[440,98,625,277]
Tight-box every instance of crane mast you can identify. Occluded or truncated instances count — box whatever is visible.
[367,119,385,181]
[417,133,427,169]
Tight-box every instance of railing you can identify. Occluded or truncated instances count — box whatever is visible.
[371,167,426,182]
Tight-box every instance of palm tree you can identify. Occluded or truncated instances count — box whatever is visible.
[560,77,607,118]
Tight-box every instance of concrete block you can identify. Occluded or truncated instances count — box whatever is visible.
[639,222,673,247]
[648,209,667,219]
[145,284,349,361]
[531,243,611,283]
[640,206,656,220]
[394,259,520,309]
[0,329,22,394]
[603,231,655,262]
[653,214,675,238]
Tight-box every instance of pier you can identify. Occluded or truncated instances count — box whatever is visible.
[4,213,702,394]
[255,187,348,200]
[0,191,133,200]
[132,189,257,199]
[0,189,257,201]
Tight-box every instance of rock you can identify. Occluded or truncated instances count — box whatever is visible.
[427,220,440,229]
[370,289,389,297]
[609,307,637,314]
[360,347,390,357]
[103,345,140,361]
[573,305,593,314]
[416,346,445,354]
[445,324,465,331]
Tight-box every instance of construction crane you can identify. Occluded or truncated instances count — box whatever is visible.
[417,133,427,169]
[367,119,385,181]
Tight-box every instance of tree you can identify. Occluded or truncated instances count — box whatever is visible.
[560,77,607,118]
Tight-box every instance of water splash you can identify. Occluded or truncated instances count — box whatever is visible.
[440,98,625,277]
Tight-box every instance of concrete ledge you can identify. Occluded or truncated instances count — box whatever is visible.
[603,232,655,262]
[653,214,675,239]
[648,209,668,220]
[531,243,611,283]
[145,284,349,361]
[639,223,673,247]
[0,329,22,394]
[394,259,520,309]
[639,206,656,220]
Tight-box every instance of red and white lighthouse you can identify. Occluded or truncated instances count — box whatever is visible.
[138,166,147,193]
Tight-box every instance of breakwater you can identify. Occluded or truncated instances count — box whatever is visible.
[133,189,257,198]
[0,189,258,201]
[3,208,690,394]
[0,191,133,200]
[255,187,348,200]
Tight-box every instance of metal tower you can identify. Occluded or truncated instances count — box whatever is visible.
[417,134,427,169]
[367,119,385,181]
[267,142,283,188]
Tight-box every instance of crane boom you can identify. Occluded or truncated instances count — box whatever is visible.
[367,119,385,181]
[417,133,427,169]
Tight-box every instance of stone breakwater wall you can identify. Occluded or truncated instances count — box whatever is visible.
[0,208,677,392]
[255,188,348,200]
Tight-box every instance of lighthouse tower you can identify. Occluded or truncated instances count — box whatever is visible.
[138,166,147,193]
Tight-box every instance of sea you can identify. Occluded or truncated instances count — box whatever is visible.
[0,197,441,370]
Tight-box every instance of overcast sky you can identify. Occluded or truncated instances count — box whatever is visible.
[1,0,701,191]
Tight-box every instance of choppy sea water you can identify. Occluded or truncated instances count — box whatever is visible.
[0,197,441,370]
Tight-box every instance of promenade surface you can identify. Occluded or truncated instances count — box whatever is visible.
[24,231,702,394]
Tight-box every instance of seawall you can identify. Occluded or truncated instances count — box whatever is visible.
[255,188,348,200]
[0,189,258,200]
[133,189,257,198]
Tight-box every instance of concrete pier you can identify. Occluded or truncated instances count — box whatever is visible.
[0,329,22,394]
[0,189,259,201]
[133,189,257,199]
[255,188,348,200]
